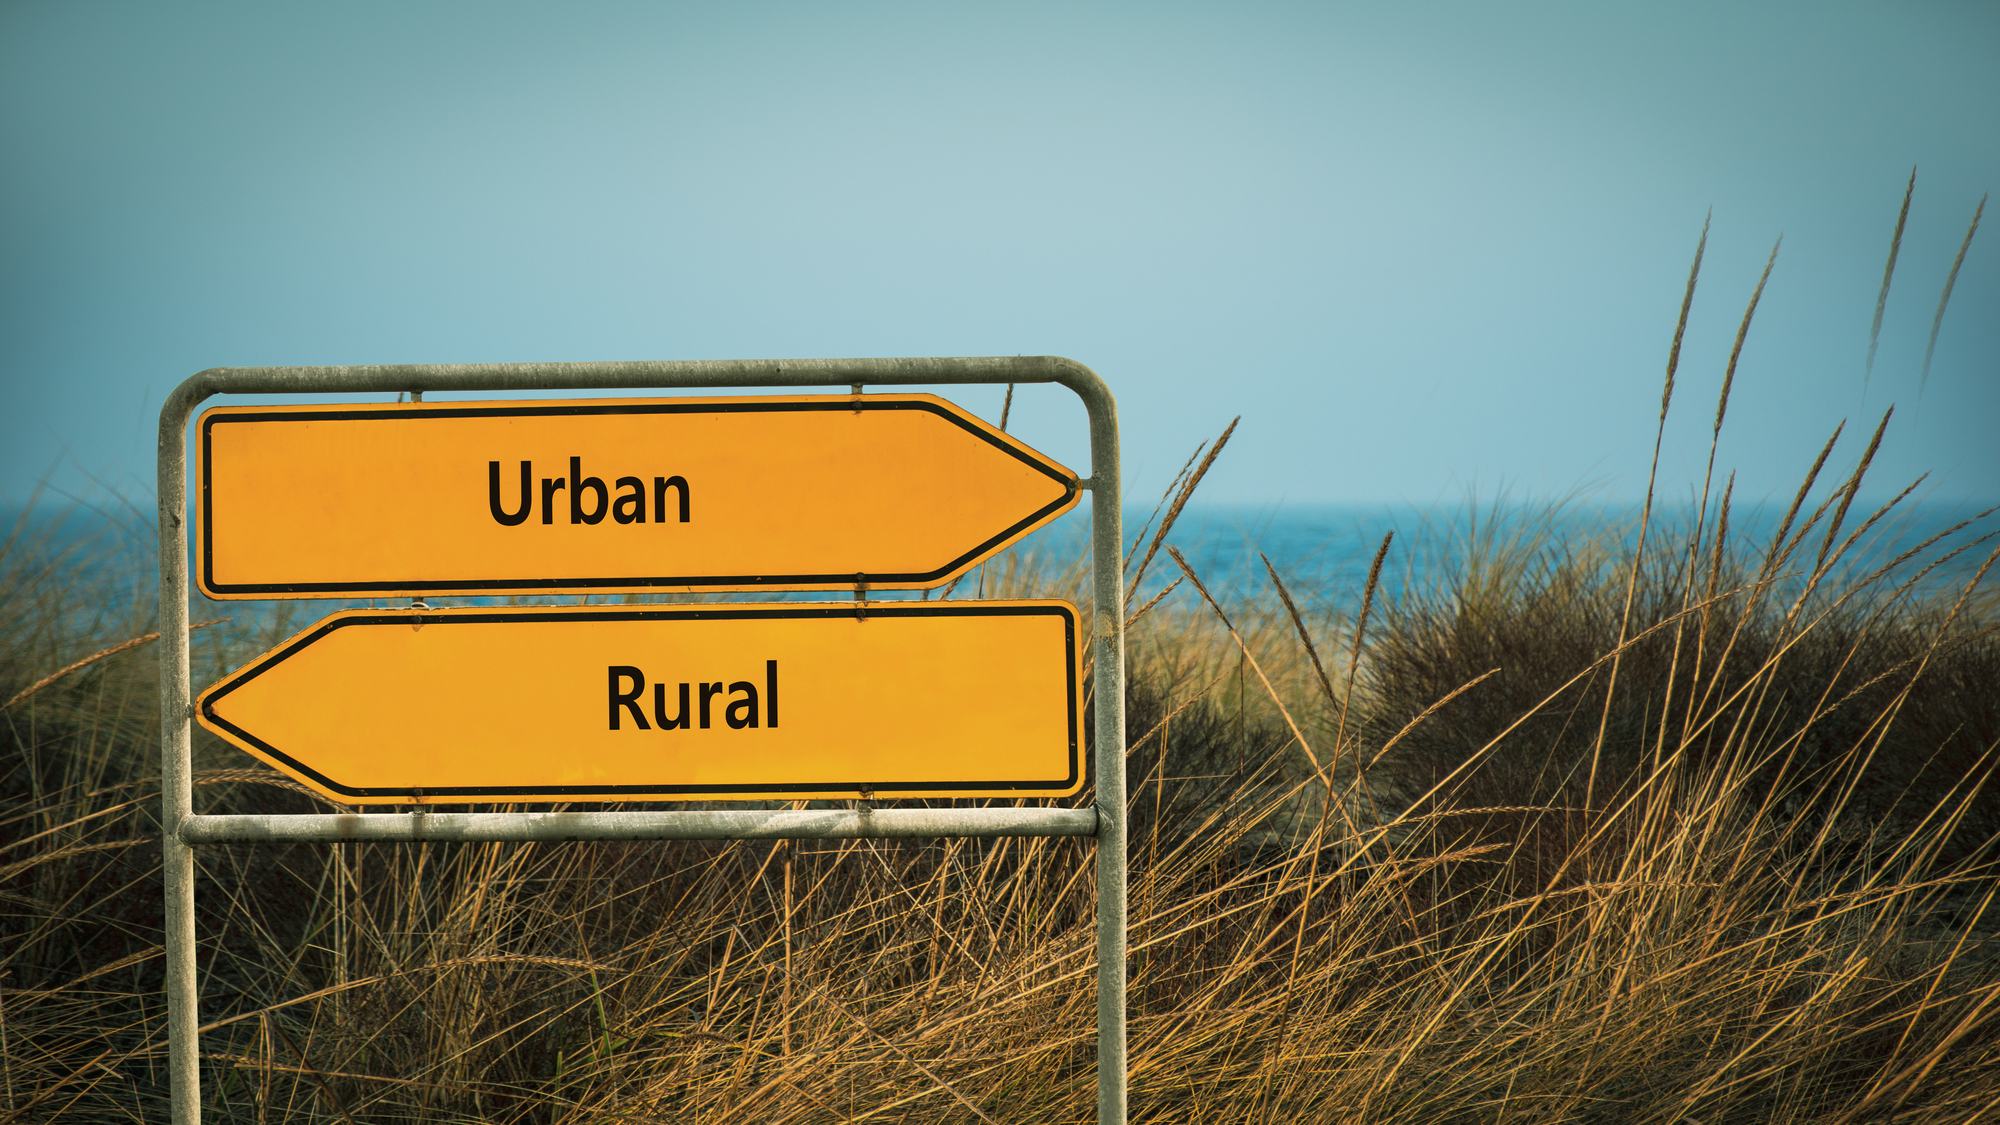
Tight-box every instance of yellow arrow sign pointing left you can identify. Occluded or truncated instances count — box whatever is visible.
[196,601,1083,804]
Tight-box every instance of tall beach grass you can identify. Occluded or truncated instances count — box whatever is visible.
[3,214,1998,1122]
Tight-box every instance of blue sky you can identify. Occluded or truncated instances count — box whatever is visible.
[3,0,1995,512]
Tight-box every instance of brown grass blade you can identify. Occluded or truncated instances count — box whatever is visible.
[1,619,226,711]
[1921,193,1986,398]
[1259,552,1338,712]
[1168,545,1324,777]
[1126,417,1238,610]
[1865,167,1917,395]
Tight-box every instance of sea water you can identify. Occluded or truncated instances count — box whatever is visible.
[1026,499,1996,613]
[3,497,1992,626]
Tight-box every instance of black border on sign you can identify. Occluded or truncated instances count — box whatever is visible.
[197,397,1080,597]
[196,602,1082,800]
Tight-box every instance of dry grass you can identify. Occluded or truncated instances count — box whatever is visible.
[4,231,1998,1122]
[4,453,1996,1124]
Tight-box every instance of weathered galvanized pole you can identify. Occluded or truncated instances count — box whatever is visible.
[158,378,202,1125]
[1075,369,1127,1125]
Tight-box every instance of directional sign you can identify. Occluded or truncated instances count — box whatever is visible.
[195,601,1083,803]
[195,394,1079,599]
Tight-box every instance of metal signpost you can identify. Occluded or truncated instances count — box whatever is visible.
[157,358,1126,1124]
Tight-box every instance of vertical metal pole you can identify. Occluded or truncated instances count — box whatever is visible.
[159,382,206,1125]
[1080,382,1126,1125]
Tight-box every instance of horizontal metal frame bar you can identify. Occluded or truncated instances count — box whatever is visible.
[181,806,1098,844]
[171,355,1096,397]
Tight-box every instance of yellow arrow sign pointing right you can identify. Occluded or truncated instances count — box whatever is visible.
[197,394,1079,599]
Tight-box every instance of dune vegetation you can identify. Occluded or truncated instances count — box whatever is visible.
[4,218,1997,1122]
